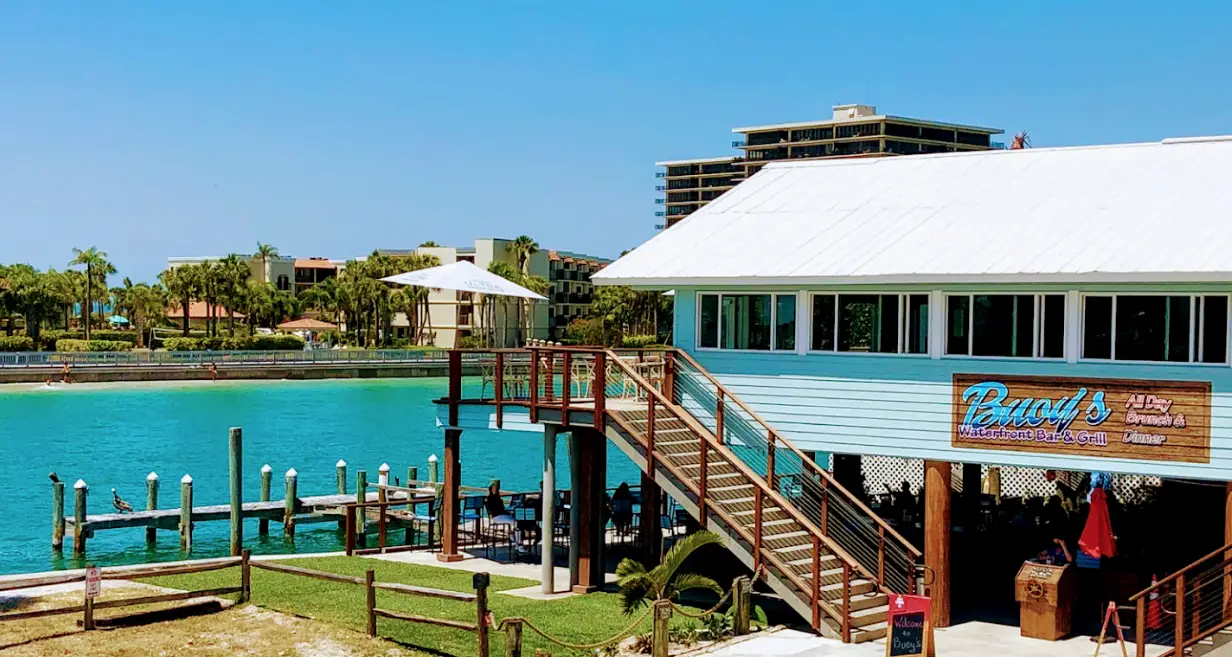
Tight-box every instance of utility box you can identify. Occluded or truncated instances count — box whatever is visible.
[1014,562,1075,641]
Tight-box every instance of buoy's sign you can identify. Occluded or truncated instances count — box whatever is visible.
[952,373,1211,464]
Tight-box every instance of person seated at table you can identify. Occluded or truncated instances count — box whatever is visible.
[1036,537,1074,566]
[485,482,520,548]
[611,482,635,534]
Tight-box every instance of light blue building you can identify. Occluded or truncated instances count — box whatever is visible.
[593,135,1232,634]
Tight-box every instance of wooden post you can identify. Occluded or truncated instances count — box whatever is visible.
[812,535,822,628]
[428,455,439,485]
[336,460,348,494]
[240,549,251,603]
[438,429,463,562]
[378,463,390,489]
[72,479,88,556]
[51,480,65,549]
[529,348,540,423]
[377,463,390,547]
[593,351,606,428]
[475,572,491,657]
[1225,481,1232,618]
[356,469,368,541]
[652,599,672,657]
[841,563,852,641]
[715,390,725,443]
[503,618,523,657]
[561,351,572,425]
[284,468,298,537]
[259,465,272,535]
[924,459,952,628]
[1136,597,1146,657]
[664,352,675,401]
[753,488,763,570]
[365,569,377,638]
[698,438,708,525]
[229,427,243,556]
[495,351,504,428]
[179,475,193,552]
[1177,574,1187,656]
[345,505,356,556]
[408,466,418,484]
[145,472,159,546]
[83,568,95,630]
[448,349,461,427]
[733,576,751,635]
[406,466,418,545]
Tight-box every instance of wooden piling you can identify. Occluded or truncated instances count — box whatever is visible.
[284,469,298,537]
[407,466,418,483]
[503,618,523,657]
[336,460,348,531]
[428,455,439,485]
[240,549,251,603]
[652,599,672,657]
[51,480,65,549]
[259,465,272,535]
[179,475,193,552]
[733,576,752,635]
[406,466,418,544]
[365,569,377,637]
[229,427,243,556]
[474,573,490,657]
[72,480,87,555]
[378,463,390,488]
[355,470,368,540]
[145,473,158,546]
[83,568,95,630]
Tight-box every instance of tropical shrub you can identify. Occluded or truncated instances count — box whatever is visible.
[163,334,305,351]
[249,334,305,350]
[164,337,201,351]
[563,317,620,347]
[621,334,659,349]
[56,339,131,352]
[0,336,35,352]
[456,335,484,349]
[36,329,138,350]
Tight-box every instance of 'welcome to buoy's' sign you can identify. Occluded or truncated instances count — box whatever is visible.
[886,594,933,657]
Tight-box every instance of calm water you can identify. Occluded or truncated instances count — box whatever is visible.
[0,378,637,575]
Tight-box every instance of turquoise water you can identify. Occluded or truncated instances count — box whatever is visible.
[0,378,638,575]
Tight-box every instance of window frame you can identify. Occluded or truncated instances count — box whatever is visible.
[941,292,1066,361]
[695,291,797,353]
[807,292,930,357]
[1079,292,1231,366]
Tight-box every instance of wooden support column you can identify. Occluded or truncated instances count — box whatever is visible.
[924,459,952,628]
[638,471,663,566]
[571,428,602,593]
[438,428,464,562]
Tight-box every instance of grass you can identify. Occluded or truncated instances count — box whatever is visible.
[147,556,674,657]
[0,584,414,656]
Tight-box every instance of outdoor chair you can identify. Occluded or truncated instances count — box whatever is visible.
[409,496,438,552]
[461,495,484,546]
[571,356,595,399]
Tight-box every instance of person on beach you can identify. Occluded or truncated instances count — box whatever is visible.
[209,362,218,382]
[60,362,72,384]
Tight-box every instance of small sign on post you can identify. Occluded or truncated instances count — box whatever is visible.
[886,593,934,657]
[84,565,101,599]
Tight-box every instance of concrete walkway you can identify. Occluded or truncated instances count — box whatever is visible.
[696,623,1167,657]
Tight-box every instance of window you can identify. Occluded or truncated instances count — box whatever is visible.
[1082,295,1229,363]
[946,294,1065,358]
[810,293,928,354]
[698,293,797,351]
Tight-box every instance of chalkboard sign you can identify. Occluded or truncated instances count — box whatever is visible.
[888,611,925,656]
[885,594,932,657]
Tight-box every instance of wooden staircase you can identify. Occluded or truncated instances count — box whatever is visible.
[1129,540,1232,657]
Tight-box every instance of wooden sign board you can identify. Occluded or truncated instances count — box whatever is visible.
[886,594,934,657]
[952,374,1211,464]
[84,565,101,599]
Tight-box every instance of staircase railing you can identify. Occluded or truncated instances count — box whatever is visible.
[669,350,923,595]
[1129,540,1232,657]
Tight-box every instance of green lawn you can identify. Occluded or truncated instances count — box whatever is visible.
[147,557,671,657]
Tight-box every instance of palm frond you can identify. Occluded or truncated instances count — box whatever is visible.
[667,573,722,601]
[661,530,724,582]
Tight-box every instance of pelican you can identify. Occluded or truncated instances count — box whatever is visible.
[111,488,133,513]
[49,472,60,484]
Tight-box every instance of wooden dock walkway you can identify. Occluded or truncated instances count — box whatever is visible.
[66,491,422,533]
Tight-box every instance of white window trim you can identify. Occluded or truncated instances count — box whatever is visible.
[806,292,931,356]
[1078,292,1232,366]
[940,292,1068,361]
[695,291,800,353]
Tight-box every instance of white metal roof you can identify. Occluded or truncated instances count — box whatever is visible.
[596,136,1232,287]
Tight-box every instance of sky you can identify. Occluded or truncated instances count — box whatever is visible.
[1,2,1230,283]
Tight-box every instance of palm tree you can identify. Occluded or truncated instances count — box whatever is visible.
[486,261,523,347]
[255,243,279,284]
[127,283,167,347]
[159,266,199,336]
[218,253,250,334]
[69,246,115,340]
[616,530,724,615]
[507,235,539,275]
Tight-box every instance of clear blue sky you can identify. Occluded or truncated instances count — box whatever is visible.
[1,2,1229,283]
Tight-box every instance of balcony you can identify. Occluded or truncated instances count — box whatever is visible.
[654,198,664,204]
[991,141,1005,149]
[732,139,746,148]
[654,211,665,217]
[655,172,666,178]
[654,223,665,230]
[654,185,665,191]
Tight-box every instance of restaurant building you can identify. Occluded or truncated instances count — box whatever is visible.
[599,135,1232,642]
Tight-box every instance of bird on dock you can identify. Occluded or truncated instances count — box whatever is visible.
[111,488,133,513]
[49,472,60,484]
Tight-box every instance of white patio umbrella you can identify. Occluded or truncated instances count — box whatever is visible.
[380,260,547,299]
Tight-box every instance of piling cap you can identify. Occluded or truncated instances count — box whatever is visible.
[74,479,87,490]
[181,474,193,484]
[428,454,438,462]
[147,472,159,481]
[286,468,298,477]
[379,463,390,472]
[336,459,347,468]
[261,464,272,474]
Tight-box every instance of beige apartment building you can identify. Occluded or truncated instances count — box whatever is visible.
[656,103,1003,228]
[166,254,341,295]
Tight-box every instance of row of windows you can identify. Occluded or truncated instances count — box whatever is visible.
[696,292,1232,364]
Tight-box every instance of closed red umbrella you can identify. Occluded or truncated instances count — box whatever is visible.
[1079,487,1118,559]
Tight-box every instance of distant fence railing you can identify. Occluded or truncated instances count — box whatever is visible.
[0,349,462,368]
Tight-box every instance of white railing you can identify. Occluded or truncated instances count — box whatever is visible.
[0,349,456,368]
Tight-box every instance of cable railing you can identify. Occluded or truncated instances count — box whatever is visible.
[671,350,922,596]
[0,349,455,368]
[1129,540,1232,657]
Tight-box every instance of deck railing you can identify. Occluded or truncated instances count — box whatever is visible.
[0,349,454,368]
[1129,540,1232,657]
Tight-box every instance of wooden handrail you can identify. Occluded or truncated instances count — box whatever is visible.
[1129,539,1232,601]
[672,348,923,560]
[603,350,886,598]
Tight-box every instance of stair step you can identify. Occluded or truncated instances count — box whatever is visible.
[844,593,888,613]
[852,621,887,643]
[730,506,781,517]
[711,483,755,493]
[760,518,796,528]
[786,554,838,568]
[705,472,745,481]
[821,579,875,597]
[849,604,889,628]
[766,530,809,541]
[656,439,698,448]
